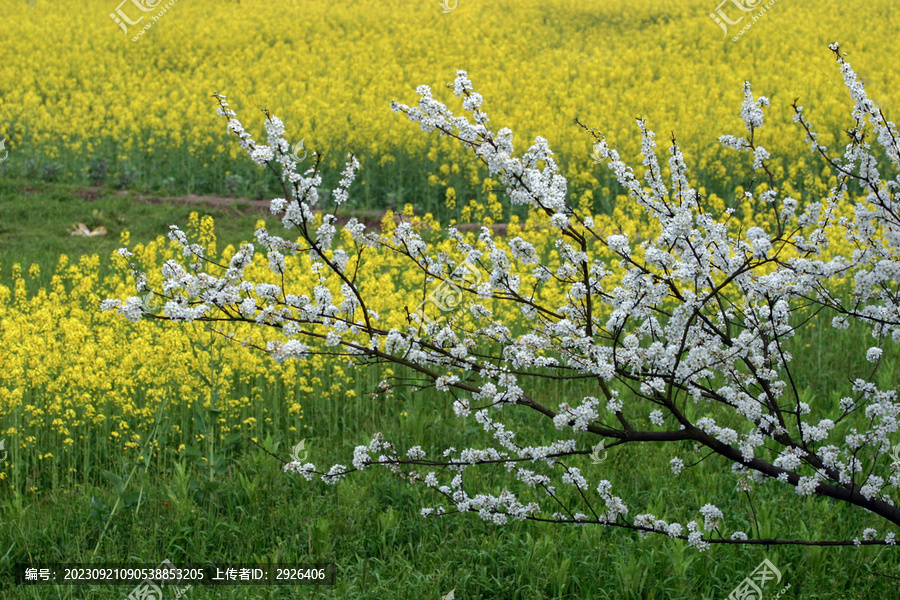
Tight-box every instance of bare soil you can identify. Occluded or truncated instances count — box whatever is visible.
[109,188,512,234]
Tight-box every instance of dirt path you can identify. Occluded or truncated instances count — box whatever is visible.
[88,187,511,234]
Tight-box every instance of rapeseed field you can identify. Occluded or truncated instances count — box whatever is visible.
[1,0,896,210]
[0,185,859,489]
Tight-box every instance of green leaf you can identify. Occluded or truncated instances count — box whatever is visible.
[223,432,242,448]
[123,492,146,508]
[180,444,201,460]
[90,496,108,519]
[102,470,125,498]
[192,408,208,436]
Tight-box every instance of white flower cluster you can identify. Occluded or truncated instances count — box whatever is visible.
[283,461,316,480]
[553,396,599,433]
[699,504,723,530]
[104,51,900,549]
[686,521,709,552]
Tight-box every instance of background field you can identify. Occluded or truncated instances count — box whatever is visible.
[2,0,900,598]
[2,0,899,215]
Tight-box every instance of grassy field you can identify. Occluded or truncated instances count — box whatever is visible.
[0,181,899,599]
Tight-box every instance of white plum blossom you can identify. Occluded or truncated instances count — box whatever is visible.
[105,52,900,552]
[606,234,630,256]
[322,464,348,485]
[283,462,316,480]
[100,299,121,312]
[796,476,820,496]
[407,446,426,460]
[267,340,310,363]
[700,504,723,530]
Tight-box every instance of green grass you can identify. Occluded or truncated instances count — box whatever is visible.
[2,135,849,227]
[3,367,898,599]
[2,141,502,221]
[0,175,502,288]
[1,183,899,599]
[0,178,280,287]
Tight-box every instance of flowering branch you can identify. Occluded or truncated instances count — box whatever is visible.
[105,44,900,550]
